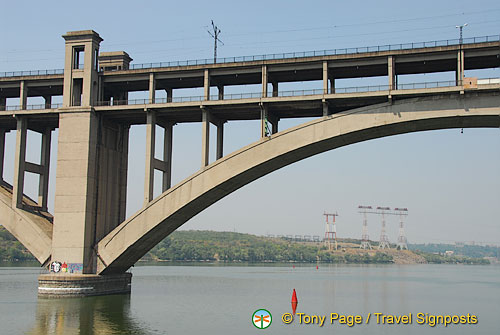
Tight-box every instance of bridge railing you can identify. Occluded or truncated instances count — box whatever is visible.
[2,35,498,78]
[0,69,64,78]
[6,78,498,110]
[92,80,465,107]
[3,103,62,111]
[129,35,500,70]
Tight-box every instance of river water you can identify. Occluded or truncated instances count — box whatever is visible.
[0,263,498,334]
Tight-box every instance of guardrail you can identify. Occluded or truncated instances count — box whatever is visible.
[2,103,62,111]
[1,35,498,78]
[0,69,64,78]
[129,35,500,70]
[4,78,498,110]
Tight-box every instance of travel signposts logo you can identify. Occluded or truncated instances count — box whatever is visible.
[252,309,272,329]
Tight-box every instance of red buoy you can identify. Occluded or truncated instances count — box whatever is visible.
[316,265,319,270]
[293,265,295,269]
[291,289,298,315]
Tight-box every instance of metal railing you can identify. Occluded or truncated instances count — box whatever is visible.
[5,78,499,110]
[2,35,498,78]
[2,103,62,111]
[0,69,64,78]
[93,80,464,107]
[129,35,500,70]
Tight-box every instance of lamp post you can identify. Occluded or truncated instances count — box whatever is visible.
[455,23,468,44]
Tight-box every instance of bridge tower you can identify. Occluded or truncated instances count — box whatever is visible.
[358,206,373,249]
[43,31,132,295]
[395,208,409,250]
[377,207,391,249]
[324,212,339,250]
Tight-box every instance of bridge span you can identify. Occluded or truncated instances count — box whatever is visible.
[0,30,498,296]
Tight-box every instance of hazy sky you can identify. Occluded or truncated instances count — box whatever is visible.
[0,0,499,245]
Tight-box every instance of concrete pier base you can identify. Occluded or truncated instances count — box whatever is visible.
[38,273,132,298]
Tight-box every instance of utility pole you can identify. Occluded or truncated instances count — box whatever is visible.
[358,205,373,249]
[324,212,339,251]
[207,20,224,63]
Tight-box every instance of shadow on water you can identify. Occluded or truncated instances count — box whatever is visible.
[28,294,151,335]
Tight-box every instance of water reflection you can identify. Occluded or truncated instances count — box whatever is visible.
[29,294,149,335]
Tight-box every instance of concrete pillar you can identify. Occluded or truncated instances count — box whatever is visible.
[166,88,173,103]
[323,61,329,94]
[162,122,173,191]
[20,80,28,110]
[388,55,396,90]
[12,117,27,208]
[261,65,268,97]
[330,76,335,94]
[456,50,465,85]
[218,85,224,100]
[118,125,129,222]
[201,108,210,167]
[52,112,100,273]
[272,81,278,97]
[204,69,210,101]
[149,73,156,103]
[0,97,6,111]
[43,95,52,109]
[38,128,51,211]
[0,129,5,181]
[260,104,269,138]
[144,110,156,205]
[216,122,224,159]
[323,101,329,117]
[268,114,279,134]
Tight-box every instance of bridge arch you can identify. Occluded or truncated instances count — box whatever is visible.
[97,92,500,274]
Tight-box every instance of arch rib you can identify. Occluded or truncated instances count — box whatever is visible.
[97,92,500,274]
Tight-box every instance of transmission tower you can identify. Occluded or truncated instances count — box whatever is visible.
[377,207,391,249]
[358,206,373,249]
[207,20,224,63]
[395,208,409,250]
[324,212,339,251]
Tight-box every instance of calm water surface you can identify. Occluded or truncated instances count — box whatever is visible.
[0,263,499,334]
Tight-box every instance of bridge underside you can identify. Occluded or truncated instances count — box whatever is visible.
[96,91,500,274]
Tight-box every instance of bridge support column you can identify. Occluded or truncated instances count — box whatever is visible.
[388,55,396,90]
[272,81,278,97]
[261,65,268,97]
[216,121,224,159]
[149,73,156,103]
[204,69,210,101]
[0,97,6,111]
[456,50,464,85]
[144,110,174,203]
[36,128,51,211]
[165,88,173,102]
[322,100,330,117]
[20,80,28,110]
[323,61,329,94]
[51,110,130,278]
[0,129,5,181]
[201,108,210,167]
[260,104,278,136]
[12,117,27,208]
[218,85,224,100]
[43,95,52,109]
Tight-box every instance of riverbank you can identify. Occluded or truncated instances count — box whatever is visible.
[0,227,491,265]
